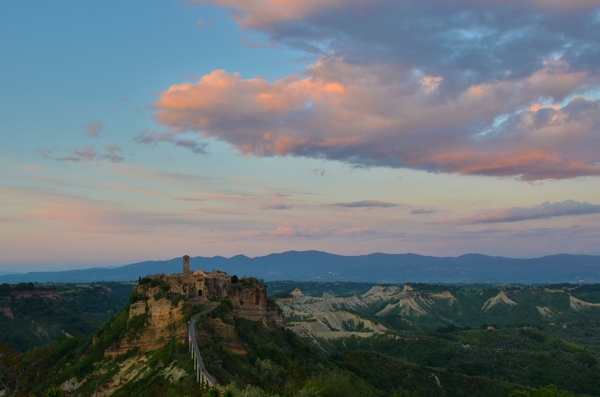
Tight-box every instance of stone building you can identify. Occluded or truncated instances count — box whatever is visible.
[146,256,281,326]
[148,256,266,302]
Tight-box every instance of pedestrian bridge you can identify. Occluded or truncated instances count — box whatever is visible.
[188,311,217,388]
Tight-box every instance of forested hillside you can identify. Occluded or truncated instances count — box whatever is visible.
[0,282,133,351]
[274,282,600,396]
[2,281,599,396]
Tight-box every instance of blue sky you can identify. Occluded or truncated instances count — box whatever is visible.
[1,0,600,271]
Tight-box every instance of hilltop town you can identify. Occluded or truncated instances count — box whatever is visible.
[101,255,283,358]
[143,255,282,325]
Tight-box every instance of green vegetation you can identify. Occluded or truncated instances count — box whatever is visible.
[0,282,39,294]
[4,281,600,396]
[0,282,133,351]
[322,324,600,395]
[274,281,600,329]
[273,281,600,396]
[509,384,579,397]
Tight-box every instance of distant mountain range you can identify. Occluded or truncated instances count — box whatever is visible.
[2,251,600,284]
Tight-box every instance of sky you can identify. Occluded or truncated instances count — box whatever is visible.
[1,0,600,271]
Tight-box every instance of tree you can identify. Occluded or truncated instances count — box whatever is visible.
[45,385,63,397]
[207,389,220,397]
[231,275,239,284]
[0,343,51,397]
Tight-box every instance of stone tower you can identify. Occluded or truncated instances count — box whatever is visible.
[183,255,190,275]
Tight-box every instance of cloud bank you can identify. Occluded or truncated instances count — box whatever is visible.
[150,0,600,180]
[234,225,386,239]
[333,200,398,208]
[460,200,600,224]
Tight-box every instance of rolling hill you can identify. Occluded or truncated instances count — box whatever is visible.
[2,251,600,284]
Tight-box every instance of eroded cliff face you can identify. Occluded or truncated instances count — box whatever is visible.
[199,315,248,355]
[105,287,186,357]
[103,277,283,358]
[230,286,284,327]
[231,286,267,322]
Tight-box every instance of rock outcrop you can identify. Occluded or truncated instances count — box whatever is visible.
[105,288,186,357]
[482,291,517,311]
[202,316,248,355]
[569,296,600,311]
[537,306,559,317]
[229,286,283,326]
[105,269,283,358]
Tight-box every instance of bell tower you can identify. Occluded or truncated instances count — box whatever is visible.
[183,255,190,275]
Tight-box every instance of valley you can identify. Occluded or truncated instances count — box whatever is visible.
[0,282,133,352]
[3,277,600,396]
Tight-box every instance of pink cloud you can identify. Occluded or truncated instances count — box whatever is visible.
[195,0,600,30]
[102,144,124,163]
[155,0,600,181]
[73,146,97,161]
[85,122,102,138]
[152,58,600,180]
[55,146,97,162]
[192,0,356,29]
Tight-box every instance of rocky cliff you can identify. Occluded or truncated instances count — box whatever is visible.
[200,315,248,355]
[230,285,283,326]
[104,286,186,357]
[103,278,283,358]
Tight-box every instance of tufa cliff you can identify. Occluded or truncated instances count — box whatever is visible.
[103,286,186,357]
[104,256,283,357]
